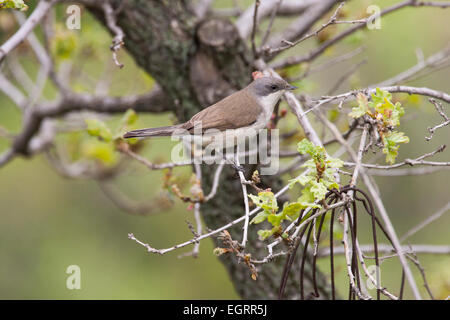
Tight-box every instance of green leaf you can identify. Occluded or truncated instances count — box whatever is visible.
[120,109,138,127]
[267,213,289,227]
[288,172,313,188]
[321,178,339,190]
[369,89,406,126]
[52,26,77,60]
[387,131,409,144]
[280,202,304,222]
[382,131,409,164]
[248,191,278,213]
[349,93,369,118]
[282,202,304,217]
[257,226,282,241]
[326,157,344,169]
[301,159,316,169]
[82,139,118,165]
[297,138,316,155]
[310,180,328,201]
[85,119,113,142]
[250,210,270,225]
[257,229,273,241]
[390,102,405,127]
[298,187,321,209]
[0,0,28,10]
[370,88,392,110]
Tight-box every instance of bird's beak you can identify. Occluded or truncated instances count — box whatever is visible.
[286,84,298,91]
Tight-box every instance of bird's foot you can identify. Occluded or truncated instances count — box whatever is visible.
[231,163,245,173]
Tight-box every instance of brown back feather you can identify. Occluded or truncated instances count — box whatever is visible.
[184,89,262,132]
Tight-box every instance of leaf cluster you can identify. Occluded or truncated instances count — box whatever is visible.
[249,139,342,240]
[349,88,409,164]
[83,109,138,166]
[0,0,28,11]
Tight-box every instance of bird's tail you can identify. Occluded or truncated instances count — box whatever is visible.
[123,124,184,138]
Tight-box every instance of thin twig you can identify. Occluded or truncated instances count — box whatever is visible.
[401,201,450,242]
[425,98,449,141]
[235,150,250,248]
[0,0,56,63]
[266,2,348,56]
[102,1,125,68]
[251,0,261,58]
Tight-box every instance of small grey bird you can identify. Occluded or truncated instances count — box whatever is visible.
[123,76,297,141]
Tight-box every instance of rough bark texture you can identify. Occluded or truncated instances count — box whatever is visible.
[91,0,332,299]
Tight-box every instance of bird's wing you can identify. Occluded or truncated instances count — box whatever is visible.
[186,90,263,132]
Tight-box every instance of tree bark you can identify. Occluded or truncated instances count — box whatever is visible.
[90,0,332,300]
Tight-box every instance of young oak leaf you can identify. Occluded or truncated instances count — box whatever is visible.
[281,202,304,220]
[249,191,278,224]
[298,187,321,209]
[257,226,282,241]
[81,139,118,165]
[0,0,28,11]
[297,138,316,155]
[349,92,369,118]
[288,172,313,188]
[326,157,344,169]
[310,180,328,201]
[389,102,405,127]
[382,131,409,164]
[85,119,113,142]
[370,87,392,109]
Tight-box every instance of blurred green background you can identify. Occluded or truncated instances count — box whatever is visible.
[0,0,448,299]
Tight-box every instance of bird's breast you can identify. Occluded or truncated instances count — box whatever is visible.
[256,92,283,124]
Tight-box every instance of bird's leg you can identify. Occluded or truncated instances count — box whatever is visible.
[222,153,245,172]
[232,145,246,173]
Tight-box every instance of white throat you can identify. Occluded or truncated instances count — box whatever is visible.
[257,91,285,122]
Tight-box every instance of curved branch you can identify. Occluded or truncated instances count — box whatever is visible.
[236,0,316,38]
[270,0,450,68]
[0,0,56,63]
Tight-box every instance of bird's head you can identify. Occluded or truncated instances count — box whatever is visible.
[247,76,297,107]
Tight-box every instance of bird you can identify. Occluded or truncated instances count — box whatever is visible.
[124,76,296,172]
[123,76,297,143]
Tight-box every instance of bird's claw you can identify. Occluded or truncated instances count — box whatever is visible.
[231,163,245,173]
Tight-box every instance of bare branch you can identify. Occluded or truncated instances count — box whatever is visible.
[4,87,171,161]
[373,44,450,87]
[0,0,56,63]
[326,59,367,95]
[367,166,450,176]
[236,0,315,39]
[401,201,450,242]
[318,244,450,257]
[194,0,214,19]
[235,149,251,248]
[265,0,341,52]
[260,0,283,48]
[204,162,225,202]
[102,1,125,68]
[407,248,435,299]
[251,0,261,58]
[270,0,450,69]
[342,212,371,300]
[305,86,450,118]
[98,180,160,216]
[425,98,449,141]
[265,2,347,56]
[361,170,422,299]
[0,149,15,168]
[344,145,448,170]
[0,72,27,108]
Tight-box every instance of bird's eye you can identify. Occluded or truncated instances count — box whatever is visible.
[271,85,277,91]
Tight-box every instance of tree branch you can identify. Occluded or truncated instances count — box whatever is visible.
[0,0,56,63]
